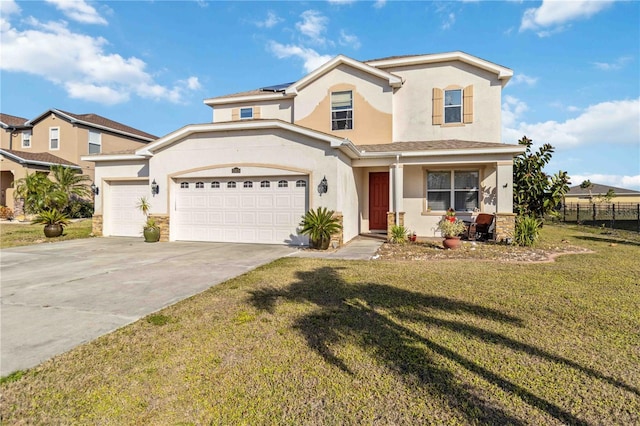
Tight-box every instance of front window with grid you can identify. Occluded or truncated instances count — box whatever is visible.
[427,170,479,211]
[240,108,253,119]
[331,91,353,130]
[88,130,101,154]
[444,89,462,123]
[22,130,31,148]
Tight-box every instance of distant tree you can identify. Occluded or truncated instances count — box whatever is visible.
[580,180,594,201]
[580,180,616,204]
[513,136,571,219]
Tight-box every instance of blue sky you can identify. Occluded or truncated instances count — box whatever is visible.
[1,0,639,189]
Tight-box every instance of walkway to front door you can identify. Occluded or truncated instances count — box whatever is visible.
[369,172,389,230]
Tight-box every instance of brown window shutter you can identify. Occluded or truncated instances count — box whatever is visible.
[253,106,261,119]
[463,85,473,124]
[231,108,239,121]
[432,88,443,125]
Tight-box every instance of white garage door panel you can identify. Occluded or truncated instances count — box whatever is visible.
[108,182,147,237]
[174,176,308,244]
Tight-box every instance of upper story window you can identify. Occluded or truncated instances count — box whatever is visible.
[22,130,31,148]
[331,91,353,130]
[49,127,59,150]
[240,108,253,119]
[88,130,101,154]
[426,170,479,212]
[444,90,462,123]
[432,86,473,126]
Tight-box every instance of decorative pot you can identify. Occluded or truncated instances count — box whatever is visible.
[442,236,461,250]
[143,227,160,243]
[311,237,331,250]
[43,224,63,238]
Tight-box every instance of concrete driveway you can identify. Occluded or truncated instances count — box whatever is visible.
[0,238,297,376]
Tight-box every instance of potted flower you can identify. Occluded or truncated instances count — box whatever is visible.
[137,197,160,243]
[437,209,467,249]
[299,207,342,250]
[31,208,70,238]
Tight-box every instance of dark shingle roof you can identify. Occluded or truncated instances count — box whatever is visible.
[0,149,80,168]
[357,140,519,153]
[55,110,158,140]
[0,113,30,128]
[567,183,640,196]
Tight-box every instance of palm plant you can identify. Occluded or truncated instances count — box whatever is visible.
[31,208,71,227]
[50,165,91,203]
[299,207,342,250]
[14,172,66,214]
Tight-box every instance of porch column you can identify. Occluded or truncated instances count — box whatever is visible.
[390,159,404,225]
[495,161,516,242]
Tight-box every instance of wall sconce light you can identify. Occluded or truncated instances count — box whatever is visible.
[151,179,159,195]
[502,183,509,188]
[317,176,328,196]
[90,182,99,195]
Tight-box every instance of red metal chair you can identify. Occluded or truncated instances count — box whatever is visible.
[466,213,495,241]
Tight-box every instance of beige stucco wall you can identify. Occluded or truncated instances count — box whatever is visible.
[293,65,393,145]
[93,160,150,215]
[388,61,503,143]
[213,99,294,123]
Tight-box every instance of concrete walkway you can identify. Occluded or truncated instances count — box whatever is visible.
[0,235,383,376]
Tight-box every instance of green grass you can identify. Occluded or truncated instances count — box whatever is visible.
[1,225,639,425]
[0,219,93,248]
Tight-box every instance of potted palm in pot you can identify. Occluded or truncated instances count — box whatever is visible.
[31,209,70,238]
[299,207,342,250]
[137,197,160,242]
[437,208,467,250]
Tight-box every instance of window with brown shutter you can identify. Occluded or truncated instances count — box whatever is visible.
[231,108,239,121]
[463,85,473,123]
[432,88,443,125]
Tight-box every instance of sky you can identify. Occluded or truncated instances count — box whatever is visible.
[1,0,639,190]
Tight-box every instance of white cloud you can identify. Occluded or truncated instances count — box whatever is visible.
[442,12,456,30]
[44,0,107,25]
[339,30,361,50]
[373,0,386,9]
[512,73,538,86]
[255,11,283,29]
[268,41,332,73]
[569,174,640,191]
[593,55,633,71]
[0,0,20,17]
[327,0,357,4]
[503,97,640,149]
[520,0,615,36]
[0,16,199,105]
[296,10,328,44]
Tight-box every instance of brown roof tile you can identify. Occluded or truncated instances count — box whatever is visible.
[1,149,80,167]
[56,110,158,140]
[0,113,30,128]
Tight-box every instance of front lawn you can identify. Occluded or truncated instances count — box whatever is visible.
[1,225,639,424]
[0,219,93,248]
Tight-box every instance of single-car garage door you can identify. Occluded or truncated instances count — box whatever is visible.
[107,181,148,237]
[174,176,308,244]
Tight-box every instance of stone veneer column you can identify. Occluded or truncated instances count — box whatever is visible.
[150,215,170,242]
[330,212,344,248]
[386,212,405,241]
[494,213,516,242]
[91,215,103,236]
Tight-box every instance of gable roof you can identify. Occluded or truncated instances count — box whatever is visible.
[0,149,81,169]
[0,113,30,129]
[365,51,513,83]
[566,183,640,196]
[26,109,158,141]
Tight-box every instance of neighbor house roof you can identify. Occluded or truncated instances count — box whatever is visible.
[0,113,30,129]
[566,183,640,196]
[0,149,81,169]
[26,109,158,141]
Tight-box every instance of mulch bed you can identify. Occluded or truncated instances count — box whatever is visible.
[375,238,593,263]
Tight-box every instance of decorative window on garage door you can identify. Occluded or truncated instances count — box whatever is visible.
[196,182,204,189]
[211,181,220,188]
[227,181,236,189]
[180,182,189,189]
[278,180,288,188]
[244,181,253,188]
[296,180,306,187]
[261,180,270,188]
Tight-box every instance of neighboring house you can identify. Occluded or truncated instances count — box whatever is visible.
[0,110,157,213]
[85,51,524,245]
[564,183,640,205]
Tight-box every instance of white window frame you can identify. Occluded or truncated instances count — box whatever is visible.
[240,107,253,120]
[49,127,60,150]
[444,89,462,124]
[426,170,480,212]
[331,91,353,131]
[21,130,32,148]
[88,130,101,154]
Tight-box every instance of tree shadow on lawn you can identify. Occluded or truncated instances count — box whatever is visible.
[249,266,638,425]
[574,235,640,247]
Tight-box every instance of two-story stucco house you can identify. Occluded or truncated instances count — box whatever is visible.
[85,51,525,245]
[0,110,157,212]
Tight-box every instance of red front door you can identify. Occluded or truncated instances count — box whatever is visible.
[369,172,389,230]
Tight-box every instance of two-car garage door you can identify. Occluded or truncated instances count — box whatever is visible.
[173,176,308,244]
